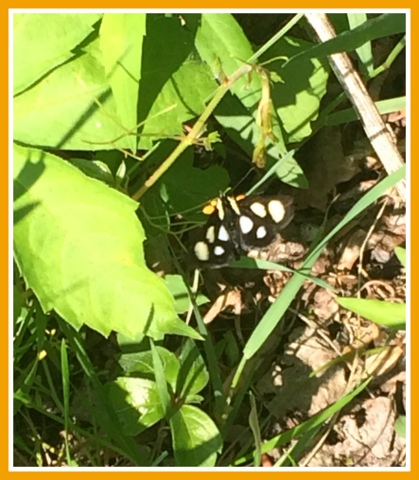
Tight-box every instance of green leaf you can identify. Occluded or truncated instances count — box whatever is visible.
[197,22,319,185]
[13,145,201,341]
[99,13,146,154]
[196,13,261,108]
[159,147,230,221]
[14,14,217,152]
[336,297,406,330]
[119,346,180,391]
[69,158,115,186]
[248,392,262,466]
[13,13,102,94]
[14,39,127,150]
[215,93,308,188]
[176,339,209,400]
[137,15,217,149]
[139,59,217,150]
[108,377,165,435]
[196,15,326,186]
[165,275,209,314]
[347,13,374,77]
[261,36,330,143]
[196,14,280,170]
[170,404,222,466]
[150,340,171,415]
[197,14,285,175]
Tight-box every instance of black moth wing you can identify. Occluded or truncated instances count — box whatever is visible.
[191,205,239,268]
[235,194,294,251]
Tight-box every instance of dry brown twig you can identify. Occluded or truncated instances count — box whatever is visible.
[306,13,406,200]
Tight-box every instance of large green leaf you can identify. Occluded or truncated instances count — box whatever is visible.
[99,13,146,154]
[159,148,230,221]
[13,145,200,340]
[136,14,218,149]
[108,377,165,436]
[119,346,180,391]
[215,35,326,188]
[261,36,329,143]
[176,339,209,400]
[14,39,127,150]
[13,13,102,94]
[196,13,261,108]
[196,14,317,187]
[14,14,218,152]
[137,60,218,150]
[170,404,222,466]
[195,13,265,160]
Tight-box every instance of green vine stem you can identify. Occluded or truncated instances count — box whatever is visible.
[132,13,304,202]
[132,63,253,201]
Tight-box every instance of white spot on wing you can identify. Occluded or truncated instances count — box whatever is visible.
[216,198,225,220]
[218,225,229,242]
[239,216,254,234]
[206,225,215,243]
[214,245,225,256]
[194,241,209,261]
[227,197,241,215]
[250,202,267,218]
[256,226,267,239]
[268,200,285,223]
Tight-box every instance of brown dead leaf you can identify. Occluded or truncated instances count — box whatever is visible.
[312,288,339,322]
[363,345,404,378]
[368,230,405,264]
[203,289,243,324]
[379,370,406,395]
[257,325,346,420]
[337,229,367,271]
[342,318,381,352]
[307,396,406,467]
[340,397,395,460]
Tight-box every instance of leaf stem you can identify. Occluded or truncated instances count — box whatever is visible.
[132,64,253,201]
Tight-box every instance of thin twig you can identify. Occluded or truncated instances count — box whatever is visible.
[306,13,406,200]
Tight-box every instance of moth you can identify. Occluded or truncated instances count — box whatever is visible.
[191,193,294,268]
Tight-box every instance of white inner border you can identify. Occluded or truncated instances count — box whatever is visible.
[9,8,411,473]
